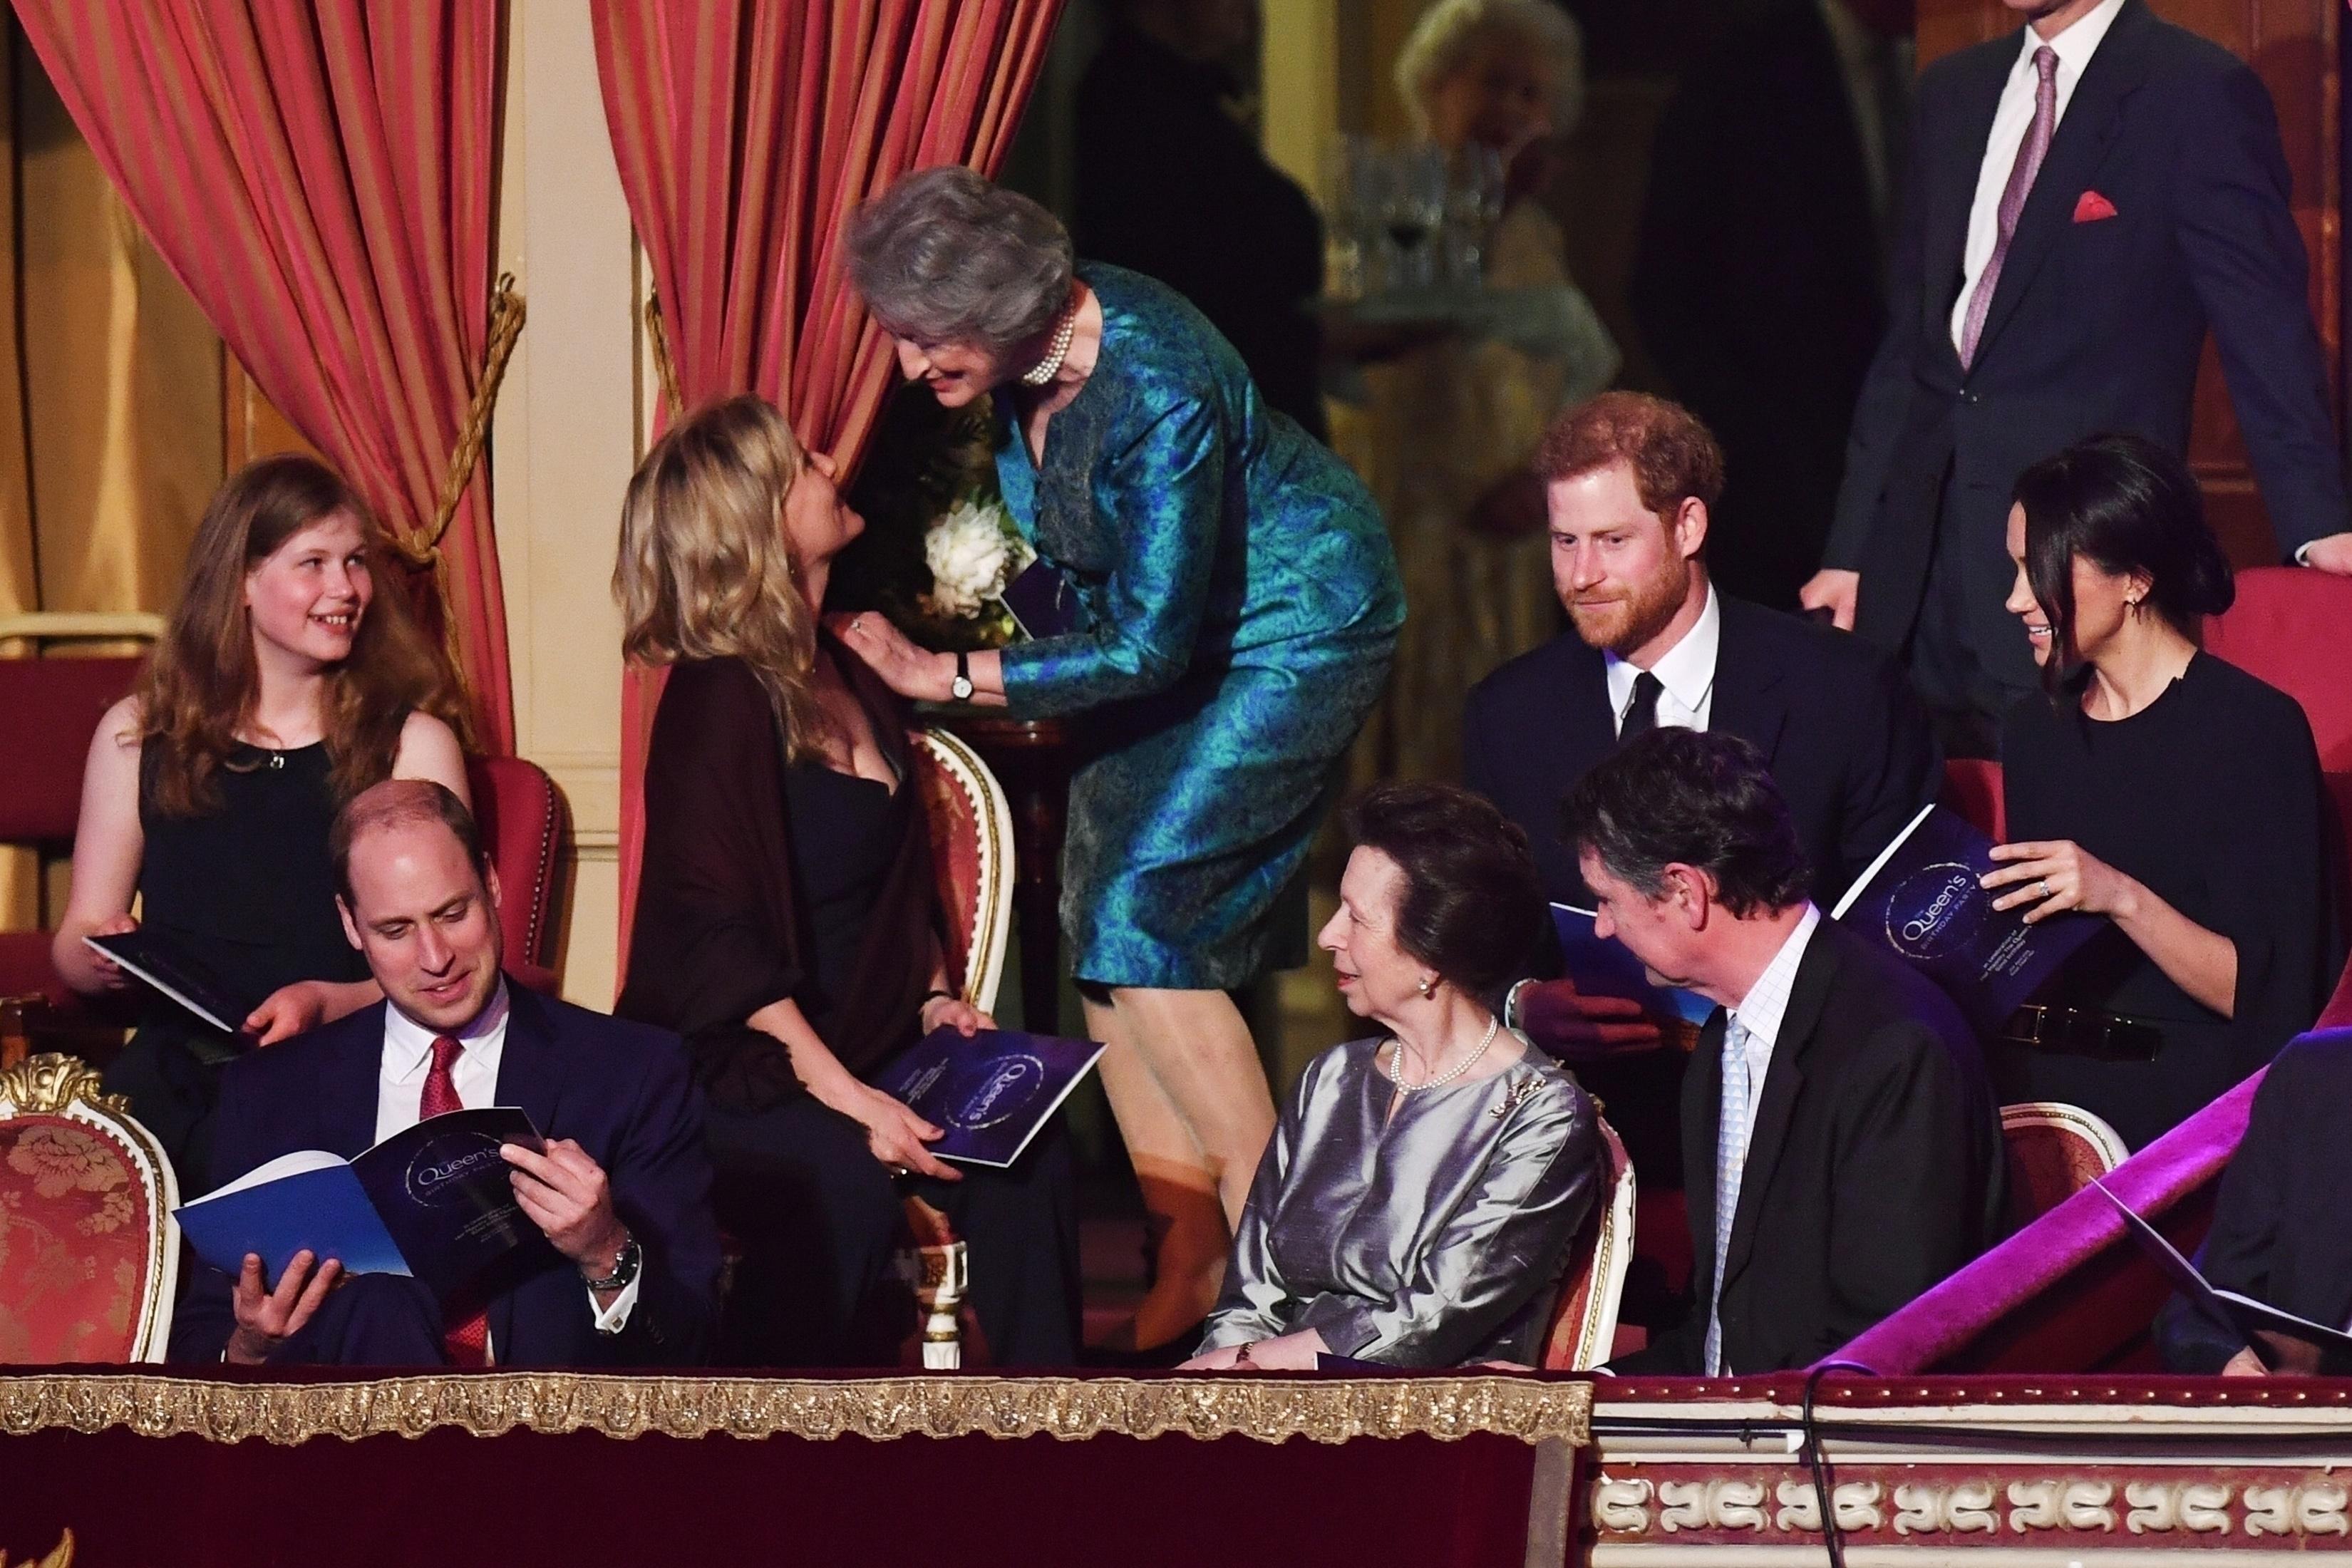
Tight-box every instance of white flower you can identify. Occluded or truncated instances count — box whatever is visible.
[923,497,1022,619]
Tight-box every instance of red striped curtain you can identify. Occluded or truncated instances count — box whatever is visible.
[594,0,1063,977]
[13,0,515,753]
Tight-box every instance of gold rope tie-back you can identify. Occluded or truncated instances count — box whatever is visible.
[644,289,684,419]
[393,272,530,574]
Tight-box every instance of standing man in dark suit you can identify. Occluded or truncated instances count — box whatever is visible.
[1463,391,1938,1188]
[1634,0,1914,610]
[1805,0,2352,748]
[1568,729,2006,1376]
[170,780,719,1368]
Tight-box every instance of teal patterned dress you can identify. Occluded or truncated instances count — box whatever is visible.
[996,264,1403,990]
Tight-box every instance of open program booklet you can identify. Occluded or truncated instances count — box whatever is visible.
[1830,805,2104,1034]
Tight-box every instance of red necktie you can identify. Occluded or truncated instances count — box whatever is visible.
[421,1036,490,1368]
[1959,46,2059,370]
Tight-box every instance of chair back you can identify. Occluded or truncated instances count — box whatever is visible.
[1939,757,2005,842]
[2001,1100,2130,1233]
[1539,1115,1636,1371]
[465,755,568,975]
[0,656,145,845]
[2205,566,2352,770]
[0,1054,177,1361]
[911,728,1014,1015]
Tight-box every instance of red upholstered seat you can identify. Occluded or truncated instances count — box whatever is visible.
[1939,757,2004,842]
[909,729,1012,1015]
[2000,1100,2129,1234]
[0,656,145,1009]
[2205,566,2352,770]
[1540,1116,1636,1370]
[1830,1071,2260,1376]
[0,1053,177,1361]
[464,755,568,991]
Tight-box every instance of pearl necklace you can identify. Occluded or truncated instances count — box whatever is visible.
[1019,299,1078,386]
[1385,1015,1501,1093]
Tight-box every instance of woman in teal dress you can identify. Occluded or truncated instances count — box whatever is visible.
[839,167,1403,1350]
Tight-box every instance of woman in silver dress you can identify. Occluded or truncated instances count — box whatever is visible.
[1184,783,1602,1370]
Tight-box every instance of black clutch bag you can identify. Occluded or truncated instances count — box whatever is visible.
[1002,559,1083,640]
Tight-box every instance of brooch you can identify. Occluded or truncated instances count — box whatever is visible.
[1491,1077,1539,1119]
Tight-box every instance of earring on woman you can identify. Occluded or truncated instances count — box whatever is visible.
[1415,976,1435,999]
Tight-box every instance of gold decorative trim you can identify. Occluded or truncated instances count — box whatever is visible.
[0,1373,1592,1449]
[0,1054,124,1116]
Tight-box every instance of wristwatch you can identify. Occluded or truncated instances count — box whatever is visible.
[949,649,975,703]
[584,1232,642,1294]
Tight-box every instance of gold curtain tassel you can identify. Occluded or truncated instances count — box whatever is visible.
[644,289,684,420]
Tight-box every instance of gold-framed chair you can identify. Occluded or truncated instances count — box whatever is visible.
[2001,1100,2130,1233]
[895,727,1019,1368]
[0,1053,178,1361]
[1539,1115,1636,1371]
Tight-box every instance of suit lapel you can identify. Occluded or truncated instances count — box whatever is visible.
[1708,600,1790,767]
[1720,925,1837,1293]
[322,1003,389,1159]
[488,981,565,1361]
[1969,1,2153,366]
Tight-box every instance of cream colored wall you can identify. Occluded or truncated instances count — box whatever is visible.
[490,0,644,1007]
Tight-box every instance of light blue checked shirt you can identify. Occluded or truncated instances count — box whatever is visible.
[1703,904,1821,1375]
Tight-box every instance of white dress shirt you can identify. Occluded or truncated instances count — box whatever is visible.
[1721,904,1822,1168]
[378,984,639,1341]
[1605,582,1721,736]
[1949,0,2128,350]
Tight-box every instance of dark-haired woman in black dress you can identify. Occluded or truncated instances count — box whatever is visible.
[1980,435,2343,1150]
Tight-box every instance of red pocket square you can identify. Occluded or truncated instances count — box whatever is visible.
[2073,190,2118,223]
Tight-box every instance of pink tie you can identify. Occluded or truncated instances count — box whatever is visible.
[422,1036,489,1368]
[1959,46,2059,370]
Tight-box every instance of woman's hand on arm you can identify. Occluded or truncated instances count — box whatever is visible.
[1984,840,2239,1016]
[826,614,1006,708]
[747,995,963,1182]
[245,978,384,1046]
[51,698,146,995]
[391,712,472,807]
[1177,1329,1329,1372]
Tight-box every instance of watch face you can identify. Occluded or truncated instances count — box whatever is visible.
[951,676,974,700]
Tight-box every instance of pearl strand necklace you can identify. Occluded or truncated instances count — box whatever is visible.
[1385,1014,1501,1093]
[1019,299,1079,386]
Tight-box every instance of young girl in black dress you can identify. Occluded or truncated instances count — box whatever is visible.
[52,455,470,1175]
[1979,435,2342,1150]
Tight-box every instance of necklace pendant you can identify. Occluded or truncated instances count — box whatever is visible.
[267,751,287,770]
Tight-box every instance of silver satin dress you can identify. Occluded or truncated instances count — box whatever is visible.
[1199,1036,1603,1367]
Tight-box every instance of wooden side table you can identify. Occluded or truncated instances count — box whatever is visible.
[932,712,1074,1033]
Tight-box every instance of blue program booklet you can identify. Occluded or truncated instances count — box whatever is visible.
[173,1106,547,1299]
[1550,904,1716,1026]
[869,1026,1105,1168]
[1830,804,2103,1034]
[1000,559,1081,640]
[83,929,257,1038]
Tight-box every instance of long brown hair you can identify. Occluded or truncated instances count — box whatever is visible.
[614,395,829,760]
[139,455,465,816]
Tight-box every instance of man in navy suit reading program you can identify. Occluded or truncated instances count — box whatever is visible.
[168,780,718,1368]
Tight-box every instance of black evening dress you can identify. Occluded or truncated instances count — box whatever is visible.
[102,741,371,1179]
[1997,653,2342,1150]
[618,651,1080,1367]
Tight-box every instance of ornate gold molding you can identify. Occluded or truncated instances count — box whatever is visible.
[0,1373,1592,1448]
[0,1055,123,1116]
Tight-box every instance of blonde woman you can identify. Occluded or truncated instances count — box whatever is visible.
[1351,0,1619,783]
[53,455,468,1177]
[612,395,1078,1367]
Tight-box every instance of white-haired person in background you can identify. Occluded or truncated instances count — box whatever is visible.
[1345,0,1620,785]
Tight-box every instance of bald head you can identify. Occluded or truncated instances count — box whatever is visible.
[329,779,487,907]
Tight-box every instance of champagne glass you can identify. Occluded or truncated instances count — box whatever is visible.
[1381,141,1447,293]
[1444,143,1507,287]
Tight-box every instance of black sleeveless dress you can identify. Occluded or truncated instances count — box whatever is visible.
[100,741,371,1181]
